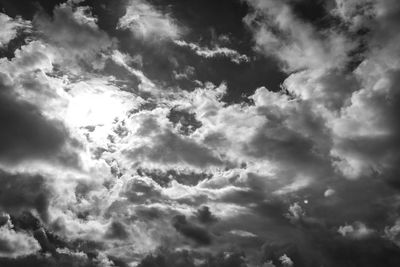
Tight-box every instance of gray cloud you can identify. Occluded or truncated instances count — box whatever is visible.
[125,129,223,169]
[0,220,40,259]
[0,90,73,165]
[172,215,212,245]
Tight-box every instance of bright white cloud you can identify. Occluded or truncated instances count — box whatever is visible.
[118,0,181,41]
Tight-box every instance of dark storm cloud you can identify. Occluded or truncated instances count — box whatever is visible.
[0,0,66,20]
[195,206,218,224]
[105,221,130,240]
[137,249,247,267]
[261,227,400,267]
[0,253,118,267]
[172,215,212,245]
[0,91,73,165]
[0,170,51,221]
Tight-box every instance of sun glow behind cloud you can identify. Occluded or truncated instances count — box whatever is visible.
[65,80,133,127]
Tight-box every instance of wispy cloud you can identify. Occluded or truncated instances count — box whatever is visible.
[175,39,250,64]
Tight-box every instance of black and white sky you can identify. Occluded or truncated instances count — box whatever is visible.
[0,0,400,266]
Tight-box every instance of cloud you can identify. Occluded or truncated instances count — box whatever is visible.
[0,170,51,221]
[243,0,354,72]
[34,2,114,70]
[174,40,250,64]
[338,221,375,239]
[0,90,73,165]
[1,0,400,266]
[136,248,248,267]
[167,108,202,136]
[0,215,40,258]
[285,202,305,223]
[195,206,218,224]
[122,175,163,204]
[279,254,294,267]
[124,129,224,169]
[118,0,181,41]
[172,215,212,245]
[242,0,400,183]
[0,13,31,48]
[105,221,130,240]
[385,219,400,247]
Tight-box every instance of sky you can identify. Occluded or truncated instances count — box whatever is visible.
[0,0,400,266]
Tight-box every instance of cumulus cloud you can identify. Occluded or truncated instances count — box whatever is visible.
[338,221,375,239]
[243,0,400,183]
[118,0,181,41]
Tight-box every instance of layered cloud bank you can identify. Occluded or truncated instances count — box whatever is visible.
[0,0,400,266]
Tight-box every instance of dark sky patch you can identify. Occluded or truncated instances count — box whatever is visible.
[289,0,335,28]
[0,0,66,20]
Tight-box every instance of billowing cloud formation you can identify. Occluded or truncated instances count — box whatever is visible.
[118,0,181,41]
[0,0,400,266]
